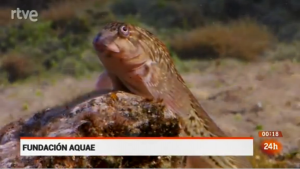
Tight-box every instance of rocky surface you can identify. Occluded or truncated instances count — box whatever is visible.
[0,91,182,168]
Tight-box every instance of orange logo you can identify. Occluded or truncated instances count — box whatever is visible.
[260,139,282,156]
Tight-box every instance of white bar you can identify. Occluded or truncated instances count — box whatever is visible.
[20,138,253,156]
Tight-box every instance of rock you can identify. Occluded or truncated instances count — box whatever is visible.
[0,91,182,168]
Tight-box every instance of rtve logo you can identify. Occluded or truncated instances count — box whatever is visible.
[11,8,38,22]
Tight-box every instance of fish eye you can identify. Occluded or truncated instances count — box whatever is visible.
[119,25,130,37]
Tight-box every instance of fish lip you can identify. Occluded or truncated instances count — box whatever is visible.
[93,35,106,52]
[94,42,121,54]
[93,41,106,52]
[93,34,120,53]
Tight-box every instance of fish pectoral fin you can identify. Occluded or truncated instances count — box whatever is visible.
[95,71,113,91]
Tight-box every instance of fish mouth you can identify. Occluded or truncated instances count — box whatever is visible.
[93,34,120,53]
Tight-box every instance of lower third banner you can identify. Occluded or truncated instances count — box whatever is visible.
[20,137,253,156]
